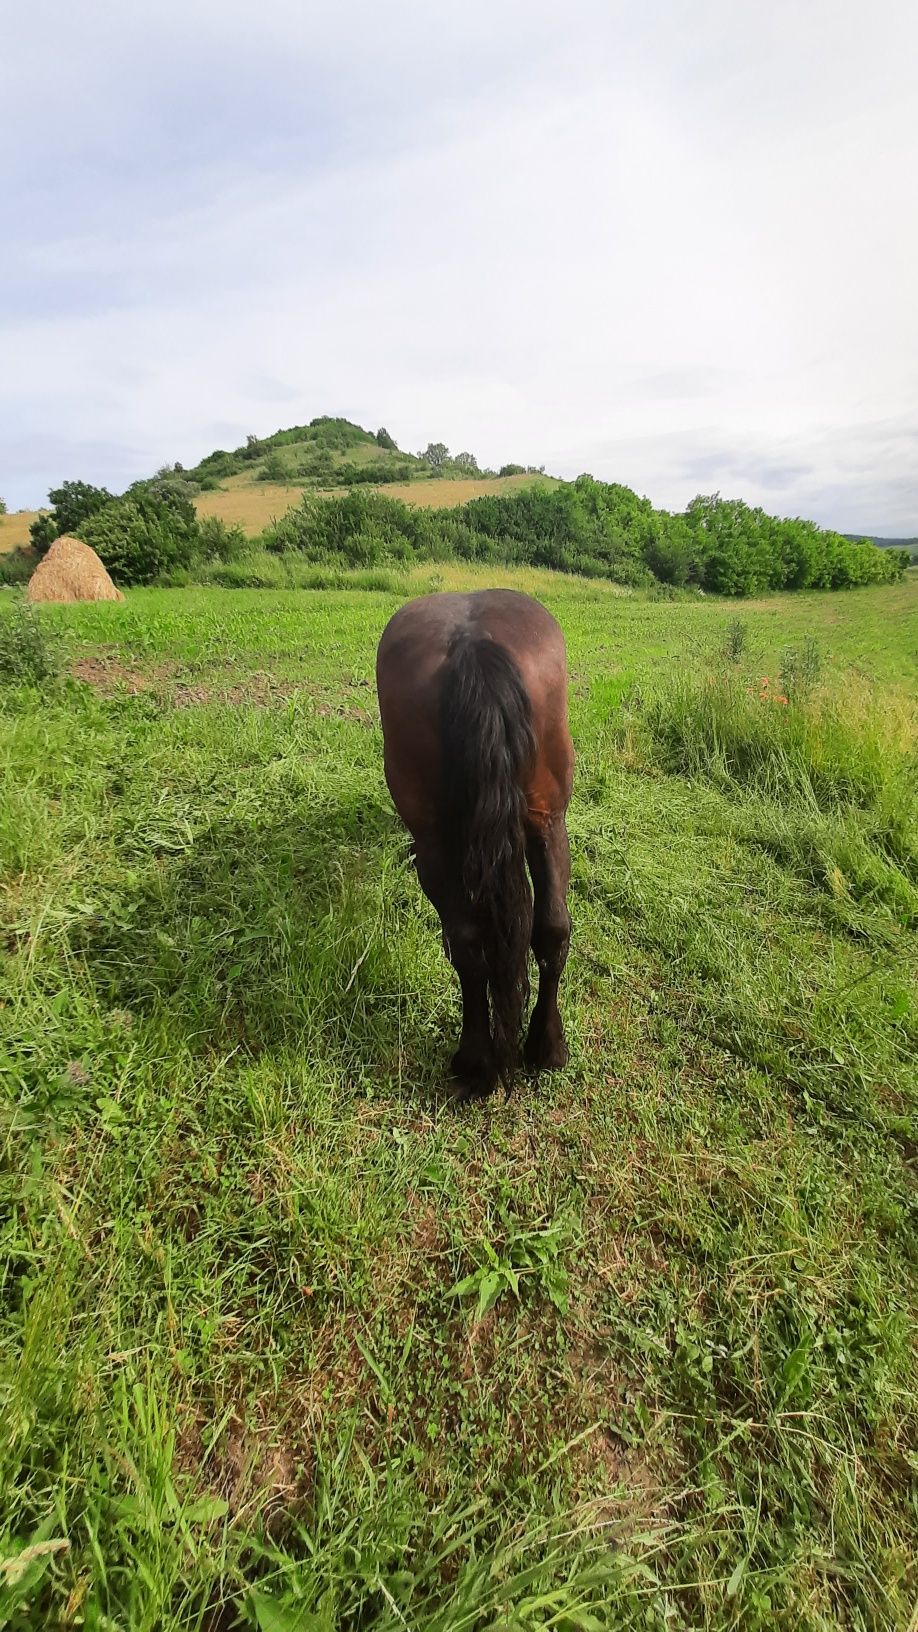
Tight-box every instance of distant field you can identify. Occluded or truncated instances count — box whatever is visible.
[0,511,39,551]
[379,473,559,508]
[195,473,558,535]
[194,482,306,533]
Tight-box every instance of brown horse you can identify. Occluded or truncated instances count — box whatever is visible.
[376,589,574,1099]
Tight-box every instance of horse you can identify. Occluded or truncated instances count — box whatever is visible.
[376,588,574,1099]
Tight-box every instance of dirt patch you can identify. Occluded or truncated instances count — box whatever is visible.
[70,652,307,709]
[71,657,154,694]
[175,1402,304,1535]
[171,674,302,709]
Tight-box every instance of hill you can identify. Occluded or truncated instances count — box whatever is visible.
[5,416,910,596]
[170,414,554,536]
[0,510,40,553]
[184,415,544,493]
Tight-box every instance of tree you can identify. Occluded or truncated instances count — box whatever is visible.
[422,442,450,472]
[376,427,397,451]
[0,497,7,516]
[452,451,481,475]
[29,480,113,555]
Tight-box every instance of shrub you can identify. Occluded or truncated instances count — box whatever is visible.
[79,486,200,585]
[196,516,249,563]
[684,493,907,595]
[258,451,290,483]
[0,548,36,587]
[0,598,62,685]
[249,479,906,597]
[375,426,398,450]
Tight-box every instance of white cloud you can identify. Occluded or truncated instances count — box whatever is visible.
[2,0,916,532]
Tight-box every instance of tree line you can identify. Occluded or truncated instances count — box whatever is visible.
[5,472,908,594]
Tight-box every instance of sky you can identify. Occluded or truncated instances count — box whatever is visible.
[2,0,917,533]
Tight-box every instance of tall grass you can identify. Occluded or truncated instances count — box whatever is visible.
[173,549,411,595]
[639,667,917,880]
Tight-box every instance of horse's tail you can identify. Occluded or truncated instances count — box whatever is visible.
[441,632,536,1087]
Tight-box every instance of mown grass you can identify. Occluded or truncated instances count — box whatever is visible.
[1,575,916,1630]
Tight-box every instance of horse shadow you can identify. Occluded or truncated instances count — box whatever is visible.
[74,790,454,1101]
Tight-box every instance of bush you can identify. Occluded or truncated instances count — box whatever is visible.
[683,494,907,595]
[0,598,62,685]
[249,479,908,597]
[196,516,249,563]
[0,548,36,587]
[336,460,416,486]
[79,486,200,585]
[376,426,398,450]
[258,451,290,483]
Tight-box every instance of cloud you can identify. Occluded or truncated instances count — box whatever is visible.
[2,0,917,531]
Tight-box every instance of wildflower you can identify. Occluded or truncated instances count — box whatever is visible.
[777,695,788,705]
[760,676,770,687]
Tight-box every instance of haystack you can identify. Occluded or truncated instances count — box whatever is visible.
[27,536,124,603]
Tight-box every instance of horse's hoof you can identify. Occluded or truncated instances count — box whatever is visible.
[452,1076,497,1105]
[449,1047,498,1102]
[523,1031,569,1073]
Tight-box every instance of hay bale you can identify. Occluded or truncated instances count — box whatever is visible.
[27,536,124,604]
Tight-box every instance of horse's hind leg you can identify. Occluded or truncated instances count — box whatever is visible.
[524,818,571,1072]
[413,839,497,1099]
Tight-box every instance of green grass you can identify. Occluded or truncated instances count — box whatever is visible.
[1,574,916,1629]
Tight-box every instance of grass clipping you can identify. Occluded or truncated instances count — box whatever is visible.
[27,535,124,604]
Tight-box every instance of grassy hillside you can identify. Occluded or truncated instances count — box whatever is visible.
[1,573,916,1628]
[194,481,312,535]
[195,473,557,536]
[0,512,40,553]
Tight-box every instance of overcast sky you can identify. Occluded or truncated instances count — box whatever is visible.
[2,0,916,532]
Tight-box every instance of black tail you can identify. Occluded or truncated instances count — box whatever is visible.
[440,632,536,1087]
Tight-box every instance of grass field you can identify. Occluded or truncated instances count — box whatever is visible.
[195,475,557,536]
[1,572,916,1629]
